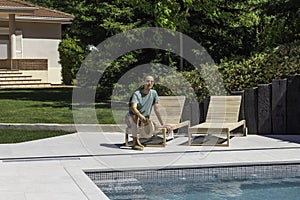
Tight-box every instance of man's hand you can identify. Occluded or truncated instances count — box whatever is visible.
[152,121,172,132]
[139,115,147,123]
[162,124,173,132]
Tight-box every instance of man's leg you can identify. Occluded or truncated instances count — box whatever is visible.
[129,114,144,150]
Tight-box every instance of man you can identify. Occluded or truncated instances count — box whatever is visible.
[126,75,172,150]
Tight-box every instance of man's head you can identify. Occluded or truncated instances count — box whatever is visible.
[143,75,155,89]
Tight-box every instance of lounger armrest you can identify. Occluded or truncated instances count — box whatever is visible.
[228,120,246,131]
[171,120,190,130]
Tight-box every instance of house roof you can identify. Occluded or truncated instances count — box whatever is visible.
[0,0,35,7]
[0,0,74,23]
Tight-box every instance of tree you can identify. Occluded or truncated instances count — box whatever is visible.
[24,0,300,99]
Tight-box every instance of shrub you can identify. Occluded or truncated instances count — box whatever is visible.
[218,40,300,92]
[58,35,85,85]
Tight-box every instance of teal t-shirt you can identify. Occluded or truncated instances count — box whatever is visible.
[129,89,159,117]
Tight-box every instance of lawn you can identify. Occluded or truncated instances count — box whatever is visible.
[0,129,74,144]
[0,88,116,124]
[0,88,120,143]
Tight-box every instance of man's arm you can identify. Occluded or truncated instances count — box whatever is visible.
[131,103,147,122]
[154,103,173,131]
[153,103,164,126]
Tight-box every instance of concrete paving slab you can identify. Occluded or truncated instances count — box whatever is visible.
[0,132,300,199]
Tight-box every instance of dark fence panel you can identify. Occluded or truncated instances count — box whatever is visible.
[238,76,299,135]
[203,97,210,122]
[197,97,210,124]
[231,91,245,120]
[182,101,200,133]
[244,88,258,134]
[199,102,205,123]
[190,102,200,126]
[286,75,300,134]
[272,79,287,134]
[257,84,272,134]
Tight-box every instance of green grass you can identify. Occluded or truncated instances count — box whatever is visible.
[0,129,74,143]
[0,88,121,143]
[0,88,116,124]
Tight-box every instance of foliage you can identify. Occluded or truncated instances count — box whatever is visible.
[258,0,300,48]
[58,35,85,84]
[218,40,300,92]
[181,70,210,101]
[111,67,225,102]
[187,0,300,61]
[24,0,300,100]
[96,52,140,100]
[268,40,300,78]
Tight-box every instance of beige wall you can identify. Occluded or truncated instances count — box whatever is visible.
[17,22,61,39]
[22,38,61,83]
[16,22,62,84]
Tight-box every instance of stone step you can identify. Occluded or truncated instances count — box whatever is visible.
[0,79,43,84]
[0,76,36,80]
[0,69,52,89]
[0,69,19,71]
[0,72,23,76]
[0,82,52,89]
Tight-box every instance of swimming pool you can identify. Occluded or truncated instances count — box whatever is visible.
[86,163,300,200]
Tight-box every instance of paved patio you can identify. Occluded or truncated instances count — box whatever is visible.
[0,132,300,199]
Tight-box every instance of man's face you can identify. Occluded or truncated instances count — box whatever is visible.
[144,76,155,89]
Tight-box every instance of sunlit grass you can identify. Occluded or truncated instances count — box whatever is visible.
[0,88,127,143]
[0,129,74,143]
[0,88,116,124]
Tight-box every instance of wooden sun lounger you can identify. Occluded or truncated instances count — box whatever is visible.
[125,96,190,147]
[188,96,247,146]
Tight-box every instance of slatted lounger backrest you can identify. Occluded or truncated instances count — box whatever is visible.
[150,96,186,125]
[205,96,242,123]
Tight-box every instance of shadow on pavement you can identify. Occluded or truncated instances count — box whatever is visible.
[264,135,300,144]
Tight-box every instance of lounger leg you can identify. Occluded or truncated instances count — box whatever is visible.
[143,128,167,147]
[125,132,129,146]
[162,128,167,147]
[243,124,248,136]
[226,131,230,146]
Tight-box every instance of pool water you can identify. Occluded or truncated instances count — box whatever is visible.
[86,164,300,200]
[95,176,300,200]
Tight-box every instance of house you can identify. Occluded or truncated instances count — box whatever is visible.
[0,0,74,87]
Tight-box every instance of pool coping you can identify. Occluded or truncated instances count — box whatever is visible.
[83,160,300,173]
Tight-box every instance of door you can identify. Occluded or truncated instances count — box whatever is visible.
[0,40,8,59]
